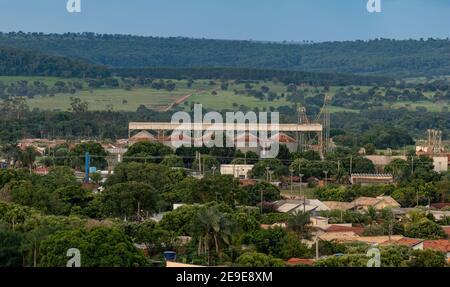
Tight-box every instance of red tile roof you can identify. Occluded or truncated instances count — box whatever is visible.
[239,179,257,187]
[285,258,315,266]
[271,133,297,143]
[34,167,50,175]
[442,226,450,238]
[423,240,450,253]
[431,203,450,210]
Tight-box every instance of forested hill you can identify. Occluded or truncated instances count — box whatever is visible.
[0,46,393,86]
[1,32,450,78]
[0,46,110,78]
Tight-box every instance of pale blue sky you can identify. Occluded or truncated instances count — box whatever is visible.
[0,0,449,41]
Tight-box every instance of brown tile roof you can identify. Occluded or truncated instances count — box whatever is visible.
[322,201,355,211]
[129,130,156,142]
[423,240,450,253]
[396,237,424,247]
[352,197,382,207]
[325,225,364,235]
[349,236,404,244]
[377,196,401,207]
[271,133,297,143]
[319,233,360,242]
[381,238,423,247]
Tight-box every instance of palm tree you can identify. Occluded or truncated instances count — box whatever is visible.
[19,146,38,173]
[192,207,233,265]
[334,169,349,184]
[287,210,311,239]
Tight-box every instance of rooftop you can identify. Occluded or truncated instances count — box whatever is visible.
[423,240,450,253]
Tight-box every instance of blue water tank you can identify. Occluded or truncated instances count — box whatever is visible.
[164,251,177,261]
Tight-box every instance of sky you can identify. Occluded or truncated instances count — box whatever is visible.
[0,0,449,42]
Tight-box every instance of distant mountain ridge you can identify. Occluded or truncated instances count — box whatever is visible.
[1,32,450,78]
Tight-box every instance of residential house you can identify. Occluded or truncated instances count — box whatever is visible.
[271,199,330,215]
[430,210,450,221]
[322,201,355,211]
[380,238,424,248]
[351,196,401,211]
[316,224,365,242]
[319,234,405,245]
[350,173,394,185]
[381,238,450,261]
[422,240,450,261]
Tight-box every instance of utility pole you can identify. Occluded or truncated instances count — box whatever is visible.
[137,201,141,222]
[300,174,305,213]
[388,222,393,241]
[290,169,294,195]
[349,155,353,176]
[262,166,270,214]
[315,234,319,260]
[203,156,206,176]
[324,170,328,188]
[416,187,419,207]
[260,189,264,214]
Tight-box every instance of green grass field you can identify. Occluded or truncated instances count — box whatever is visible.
[185,90,290,111]
[26,88,195,112]
[389,101,450,112]
[2,76,447,113]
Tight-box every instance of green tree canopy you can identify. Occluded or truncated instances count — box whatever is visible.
[124,142,173,163]
[39,227,149,267]
[100,182,159,220]
[235,252,284,267]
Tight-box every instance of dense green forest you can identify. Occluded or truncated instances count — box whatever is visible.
[1,32,450,77]
[0,47,110,78]
[0,46,392,86]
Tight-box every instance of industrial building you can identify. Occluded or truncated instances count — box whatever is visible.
[220,164,254,179]
[127,121,325,156]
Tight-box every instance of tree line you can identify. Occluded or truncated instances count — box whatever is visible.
[0,47,110,78]
[1,32,450,77]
